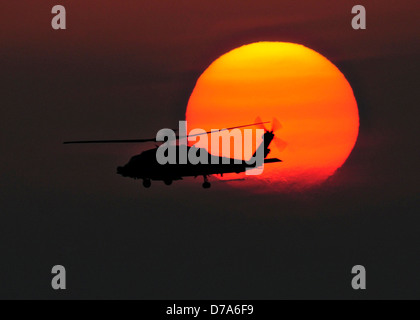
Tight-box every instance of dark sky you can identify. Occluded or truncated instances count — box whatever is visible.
[0,1,419,299]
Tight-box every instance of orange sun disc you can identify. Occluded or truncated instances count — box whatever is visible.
[185,42,359,191]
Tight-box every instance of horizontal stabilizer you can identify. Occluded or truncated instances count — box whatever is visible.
[264,158,282,163]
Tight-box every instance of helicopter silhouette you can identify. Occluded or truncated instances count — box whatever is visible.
[63,118,286,188]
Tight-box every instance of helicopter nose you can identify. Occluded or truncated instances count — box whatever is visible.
[117,166,124,175]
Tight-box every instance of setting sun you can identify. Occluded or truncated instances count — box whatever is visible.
[186,42,359,190]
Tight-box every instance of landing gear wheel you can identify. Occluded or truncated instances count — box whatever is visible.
[202,181,211,189]
[202,175,211,189]
[164,179,172,186]
[143,179,151,188]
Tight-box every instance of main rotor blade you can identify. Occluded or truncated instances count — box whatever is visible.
[183,121,270,139]
[63,121,270,144]
[63,138,156,144]
[255,117,268,131]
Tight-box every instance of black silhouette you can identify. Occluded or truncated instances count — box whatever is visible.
[64,121,282,189]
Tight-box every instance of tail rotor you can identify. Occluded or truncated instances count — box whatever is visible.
[255,117,287,152]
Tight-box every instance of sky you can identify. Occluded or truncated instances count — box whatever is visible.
[0,1,419,299]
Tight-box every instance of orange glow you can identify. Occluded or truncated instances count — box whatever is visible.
[186,42,359,190]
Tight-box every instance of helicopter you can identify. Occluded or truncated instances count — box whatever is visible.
[63,118,286,188]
